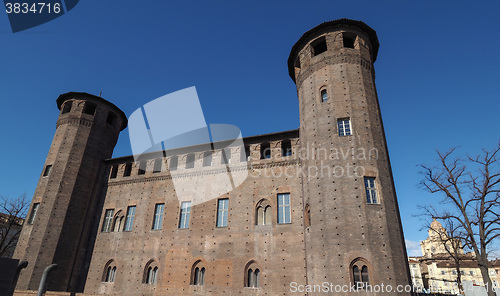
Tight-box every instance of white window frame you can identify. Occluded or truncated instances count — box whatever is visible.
[364,177,378,204]
[102,209,114,232]
[124,205,136,231]
[152,203,164,230]
[179,201,191,229]
[277,193,291,224]
[217,198,229,227]
[338,118,352,136]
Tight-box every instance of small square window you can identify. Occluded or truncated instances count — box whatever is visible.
[311,36,327,56]
[62,101,72,114]
[43,165,52,177]
[343,33,356,49]
[338,118,352,136]
[106,112,116,125]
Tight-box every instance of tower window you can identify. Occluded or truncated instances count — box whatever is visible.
[277,193,291,224]
[110,165,118,179]
[43,165,52,177]
[311,36,327,56]
[338,118,352,136]
[27,203,40,225]
[62,101,72,114]
[320,89,328,102]
[260,143,271,159]
[304,204,311,228]
[281,140,292,157]
[241,145,250,162]
[364,177,378,204]
[343,32,356,49]
[153,158,162,173]
[152,203,164,230]
[169,156,178,171]
[138,161,146,175]
[185,154,195,169]
[179,201,191,229]
[245,262,261,288]
[83,102,97,115]
[217,198,229,227]
[101,209,114,232]
[124,205,136,232]
[203,151,212,167]
[104,266,116,283]
[106,112,116,126]
[221,148,231,164]
[191,261,206,285]
[123,163,132,177]
[351,259,370,289]
[143,261,158,285]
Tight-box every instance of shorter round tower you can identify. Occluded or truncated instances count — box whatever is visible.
[14,92,127,292]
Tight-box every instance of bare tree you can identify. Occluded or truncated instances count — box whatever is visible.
[0,194,29,257]
[426,218,467,294]
[420,143,500,296]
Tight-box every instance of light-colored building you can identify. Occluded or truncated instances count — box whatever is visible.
[409,219,500,294]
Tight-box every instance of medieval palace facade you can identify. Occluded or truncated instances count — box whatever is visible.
[13,19,412,295]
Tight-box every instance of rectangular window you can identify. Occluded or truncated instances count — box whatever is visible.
[83,102,97,115]
[338,118,352,136]
[364,177,378,204]
[106,112,116,125]
[153,158,162,173]
[179,201,191,229]
[124,206,136,231]
[138,161,146,175]
[260,143,271,159]
[110,165,118,179]
[203,151,212,167]
[217,199,229,227]
[241,145,250,162]
[221,149,231,164]
[101,209,114,232]
[169,156,178,171]
[152,203,164,230]
[311,36,327,56]
[123,163,132,177]
[277,193,291,224]
[186,154,195,169]
[62,101,72,114]
[281,140,292,157]
[27,203,40,224]
[43,165,52,177]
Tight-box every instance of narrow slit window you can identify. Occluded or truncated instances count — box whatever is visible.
[221,149,231,164]
[321,89,328,102]
[27,203,40,224]
[83,102,97,115]
[43,165,52,177]
[241,145,250,162]
[311,36,327,56]
[138,161,146,175]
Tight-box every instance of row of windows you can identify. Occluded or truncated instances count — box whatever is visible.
[61,100,117,126]
[102,260,262,288]
[102,258,372,290]
[29,177,378,228]
[311,33,357,57]
[101,193,293,232]
[110,141,294,179]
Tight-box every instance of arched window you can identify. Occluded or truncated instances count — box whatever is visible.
[143,260,158,284]
[351,258,370,289]
[244,261,261,288]
[320,88,328,102]
[191,261,206,285]
[102,260,116,283]
[113,213,124,232]
[256,200,271,226]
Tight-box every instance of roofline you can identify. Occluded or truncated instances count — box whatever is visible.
[287,18,379,83]
[56,92,128,131]
[105,128,299,164]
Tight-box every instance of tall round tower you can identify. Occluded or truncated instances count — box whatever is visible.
[288,19,411,293]
[14,92,127,292]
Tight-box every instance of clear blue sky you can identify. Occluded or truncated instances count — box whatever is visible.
[1,0,499,256]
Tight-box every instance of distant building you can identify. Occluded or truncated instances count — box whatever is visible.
[409,219,500,294]
[0,212,24,258]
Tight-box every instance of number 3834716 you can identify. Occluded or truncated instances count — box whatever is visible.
[5,2,61,14]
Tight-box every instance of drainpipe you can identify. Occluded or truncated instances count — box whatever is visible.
[37,264,57,296]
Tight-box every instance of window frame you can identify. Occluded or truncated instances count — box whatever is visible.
[27,203,40,225]
[337,118,352,136]
[364,177,379,204]
[101,209,114,232]
[124,205,136,232]
[152,203,164,230]
[216,198,229,228]
[277,193,291,224]
[179,201,191,229]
